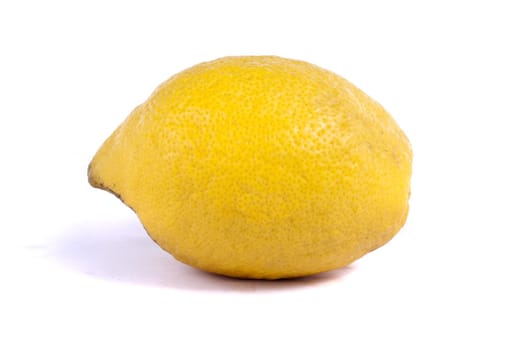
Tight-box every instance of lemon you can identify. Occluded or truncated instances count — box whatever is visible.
[88,56,412,279]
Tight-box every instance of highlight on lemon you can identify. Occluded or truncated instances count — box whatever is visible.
[88,56,412,279]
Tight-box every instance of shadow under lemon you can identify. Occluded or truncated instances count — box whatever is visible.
[53,218,354,292]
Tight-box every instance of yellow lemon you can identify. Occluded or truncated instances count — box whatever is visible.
[88,56,412,279]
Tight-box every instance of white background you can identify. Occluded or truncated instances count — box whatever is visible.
[1,1,524,349]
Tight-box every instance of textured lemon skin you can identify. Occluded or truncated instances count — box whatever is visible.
[88,56,412,279]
